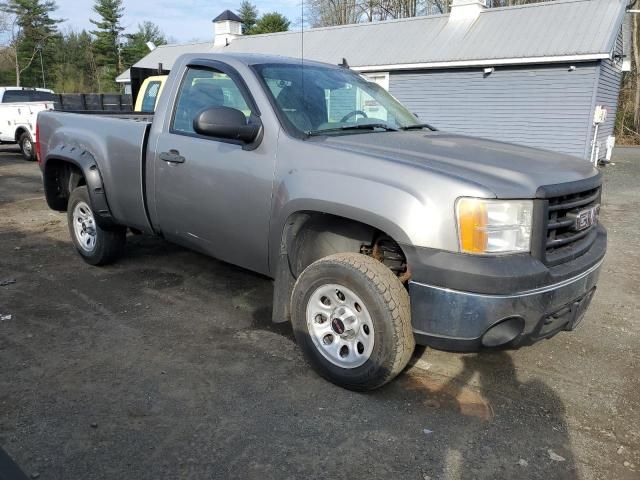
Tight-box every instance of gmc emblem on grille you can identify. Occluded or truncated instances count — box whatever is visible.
[569,204,600,232]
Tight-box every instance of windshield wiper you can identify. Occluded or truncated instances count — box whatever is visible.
[305,123,398,136]
[399,123,437,131]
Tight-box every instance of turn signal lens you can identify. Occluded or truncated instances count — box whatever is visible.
[457,198,488,253]
[456,198,533,254]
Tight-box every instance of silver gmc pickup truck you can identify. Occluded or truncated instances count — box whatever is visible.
[37,53,606,390]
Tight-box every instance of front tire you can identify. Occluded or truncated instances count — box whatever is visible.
[19,132,35,161]
[67,186,126,265]
[291,253,415,391]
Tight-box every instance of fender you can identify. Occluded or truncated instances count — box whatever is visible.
[267,167,425,324]
[43,145,116,229]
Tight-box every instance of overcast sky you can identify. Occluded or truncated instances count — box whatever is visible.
[55,0,302,43]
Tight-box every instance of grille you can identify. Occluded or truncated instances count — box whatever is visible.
[544,187,601,265]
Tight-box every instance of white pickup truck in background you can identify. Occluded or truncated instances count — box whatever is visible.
[0,87,56,161]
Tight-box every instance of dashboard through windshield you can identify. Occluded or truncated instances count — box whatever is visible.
[253,63,424,136]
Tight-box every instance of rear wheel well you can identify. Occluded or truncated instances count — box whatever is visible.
[43,159,85,211]
[15,127,29,143]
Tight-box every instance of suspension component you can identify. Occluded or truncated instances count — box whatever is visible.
[361,236,411,283]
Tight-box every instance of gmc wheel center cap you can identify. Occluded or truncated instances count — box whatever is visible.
[331,318,346,335]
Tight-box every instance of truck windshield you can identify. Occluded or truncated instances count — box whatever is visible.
[253,63,426,136]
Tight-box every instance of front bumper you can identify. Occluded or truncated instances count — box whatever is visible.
[409,258,603,351]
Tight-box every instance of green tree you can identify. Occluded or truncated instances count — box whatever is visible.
[53,29,100,92]
[251,12,290,34]
[0,0,60,87]
[121,21,166,69]
[90,0,123,91]
[237,0,258,34]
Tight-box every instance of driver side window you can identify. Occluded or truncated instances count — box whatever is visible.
[171,67,252,135]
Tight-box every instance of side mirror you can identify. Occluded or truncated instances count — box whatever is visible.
[193,106,260,143]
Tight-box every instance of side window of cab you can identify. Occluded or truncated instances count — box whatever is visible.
[171,67,252,135]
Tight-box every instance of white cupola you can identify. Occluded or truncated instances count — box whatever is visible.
[213,10,243,47]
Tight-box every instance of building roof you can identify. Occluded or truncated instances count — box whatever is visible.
[213,10,242,23]
[117,0,628,82]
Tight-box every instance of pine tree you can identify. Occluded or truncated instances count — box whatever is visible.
[0,0,60,87]
[237,1,258,34]
[121,21,167,70]
[251,12,290,35]
[53,29,100,92]
[89,0,123,92]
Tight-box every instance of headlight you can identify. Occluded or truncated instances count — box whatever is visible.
[456,198,533,254]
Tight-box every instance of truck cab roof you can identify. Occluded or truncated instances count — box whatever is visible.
[0,87,55,103]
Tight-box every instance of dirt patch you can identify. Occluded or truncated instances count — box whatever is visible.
[400,371,493,421]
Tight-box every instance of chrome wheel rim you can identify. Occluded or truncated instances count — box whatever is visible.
[73,201,97,252]
[306,283,375,369]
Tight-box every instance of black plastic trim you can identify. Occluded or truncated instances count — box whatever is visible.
[43,147,116,229]
[402,246,547,294]
[548,190,600,211]
[413,319,569,351]
[535,172,602,198]
[413,331,482,352]
[400,225,606,295]
[412,287,597,352]
[535,177,602,266]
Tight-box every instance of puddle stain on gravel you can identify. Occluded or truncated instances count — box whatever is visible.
[400,371,494,422]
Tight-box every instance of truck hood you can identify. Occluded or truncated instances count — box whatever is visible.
[314,131,599,198]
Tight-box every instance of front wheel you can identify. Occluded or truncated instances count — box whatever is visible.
[67,186,126,265]
[19,132,35,161]
[291,253,415,391]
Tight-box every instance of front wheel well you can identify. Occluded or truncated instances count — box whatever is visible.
[271,211,410,324]
[43,159,86,211]
[285,212,409,280]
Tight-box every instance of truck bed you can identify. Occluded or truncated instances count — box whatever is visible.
[38,110,153,232]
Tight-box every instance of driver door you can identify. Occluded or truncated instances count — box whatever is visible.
[153,64,274,274]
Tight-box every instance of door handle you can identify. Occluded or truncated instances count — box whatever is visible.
[159,150,185,164]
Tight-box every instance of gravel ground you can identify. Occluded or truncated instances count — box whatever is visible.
[0,145,638,480]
